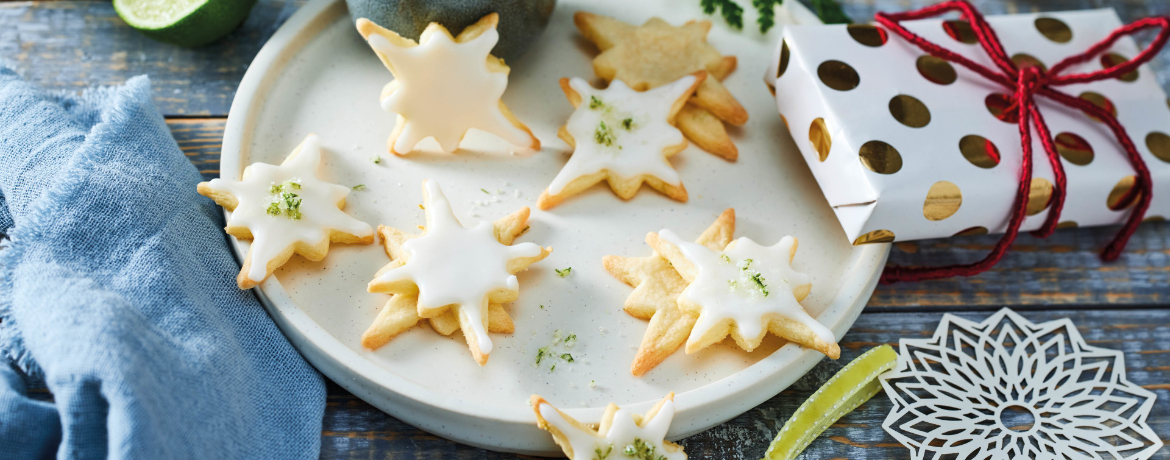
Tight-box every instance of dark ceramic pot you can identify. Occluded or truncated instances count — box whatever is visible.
[346,0,557,63]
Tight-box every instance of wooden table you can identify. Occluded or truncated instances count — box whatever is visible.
[5,0,1168,457]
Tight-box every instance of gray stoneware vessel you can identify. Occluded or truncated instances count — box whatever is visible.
[345,0,557,63]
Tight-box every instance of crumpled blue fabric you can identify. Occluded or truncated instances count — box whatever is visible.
[0,68,324,459]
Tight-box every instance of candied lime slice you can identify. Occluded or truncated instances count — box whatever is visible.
[762,345,898,460]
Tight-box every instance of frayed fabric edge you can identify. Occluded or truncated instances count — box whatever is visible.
[0,74,155,379]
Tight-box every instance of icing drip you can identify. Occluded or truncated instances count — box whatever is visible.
[203,135,373,284]
[548,77,694,195]
[538,400,685,460]
[373,180,541,354]
[367,25,532,153]
[658,230,835,346]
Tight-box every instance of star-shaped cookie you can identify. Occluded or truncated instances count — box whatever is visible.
[197,134,374,289]
[532,393,686,460]
[645,212,840,359]
[602,209,735,376]
[366,180,550,364]
[357,14,540,155]
[575,12,746,161]
[538,74,703,210]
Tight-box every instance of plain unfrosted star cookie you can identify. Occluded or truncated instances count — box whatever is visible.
[197,134,374,289]
[538,74,703,210]
[602,209,735,376]
[366,180,550,364]
[574,11,746,161]
[645,212,840,359]
[532,393,686,460]
[356,14,540,155]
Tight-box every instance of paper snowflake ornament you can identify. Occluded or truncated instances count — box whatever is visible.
[356,14,540,154]
[881,308,1162,460]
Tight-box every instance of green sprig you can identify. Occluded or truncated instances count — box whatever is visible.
[812,0,852,24]
[701,0,744,30]
[700,0,850,33]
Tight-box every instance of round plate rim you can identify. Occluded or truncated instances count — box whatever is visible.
[218,0,891,453]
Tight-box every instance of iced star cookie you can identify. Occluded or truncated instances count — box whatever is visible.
[646,210,840,358]
[538,74,703,210]
[366,180,550,364]
[575,12,746,161]
[532,394,686,460]
[356,14,540,155]
[197,134,374,289]
[603,209,735,376]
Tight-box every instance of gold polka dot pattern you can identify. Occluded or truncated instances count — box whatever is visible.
[943,20,977,44]
[1078,92,1117,123]
[917,55,957,85]
[818,60,860,91]
[953,226,988,237]
[1100,52,1138,82]
[1145,131,1170,163]
[924,181,962,221]
[889,95,931,128]
[847,25,888,47]
[1035,17,1073,43]
[959,135,1001,169]
[853,229,896,245]
[809,118,831,162]
[1107,176,1139,211]
[1055,132,1094,166]
[859,140,903,174]
[1027,178,1054,216]
[985,93,1018,124]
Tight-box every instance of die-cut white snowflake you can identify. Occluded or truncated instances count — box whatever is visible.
[880,308,1162,460]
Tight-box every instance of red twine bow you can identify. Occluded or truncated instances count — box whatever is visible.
[874,1,1170,284]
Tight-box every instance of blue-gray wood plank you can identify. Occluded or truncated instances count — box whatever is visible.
[5,0,1170,458]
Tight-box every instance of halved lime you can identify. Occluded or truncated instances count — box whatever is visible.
[114,0,259,48]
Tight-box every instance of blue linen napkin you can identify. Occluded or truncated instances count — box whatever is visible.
[0,67,325,459]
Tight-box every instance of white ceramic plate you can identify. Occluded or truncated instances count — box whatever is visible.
[220,0,889,454]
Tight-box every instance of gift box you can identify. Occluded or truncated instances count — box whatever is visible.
[765,9,1170,246]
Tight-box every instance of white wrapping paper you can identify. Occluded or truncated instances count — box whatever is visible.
[766,9,1170,245]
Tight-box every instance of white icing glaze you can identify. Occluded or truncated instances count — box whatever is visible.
[538,399,684,460]
[203,135,373,284]
[373,180,541,354]
[547,76,694,195]
[658,230,835,347]
[366,25,532,153]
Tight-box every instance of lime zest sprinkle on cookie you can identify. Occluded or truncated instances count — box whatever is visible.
[352,184,366,190]
[266,180,304,220]
[370,155,381,164]
[624,439,668,460]
[595,121,616,146]
[594,444,614,460]
[556,267,572,278]
[590,95,605,110]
